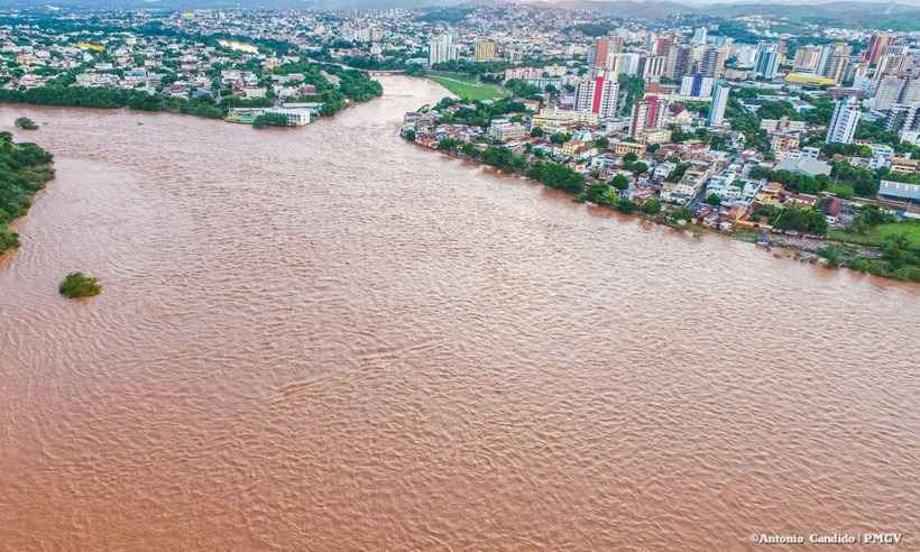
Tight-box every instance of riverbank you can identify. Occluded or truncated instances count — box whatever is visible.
[404,134,920,284]
[0,132,55,254]
[0,73,382,128]
[0,16,384,128]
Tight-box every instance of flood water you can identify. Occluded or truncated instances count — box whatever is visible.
[1,76,918,551]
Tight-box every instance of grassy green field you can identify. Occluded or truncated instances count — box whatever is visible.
[830,221,920,248]
[428,72,508,101]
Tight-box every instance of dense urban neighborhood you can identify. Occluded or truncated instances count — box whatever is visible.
[0,10,384,127]
[2,5,920,280]
[395,6,920,282]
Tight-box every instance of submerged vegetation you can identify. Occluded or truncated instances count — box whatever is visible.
[14,117,38,130]
[252,112,289,128]
[59,272,103,298]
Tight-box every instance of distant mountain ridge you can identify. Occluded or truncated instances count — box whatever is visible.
[5,0,920,30]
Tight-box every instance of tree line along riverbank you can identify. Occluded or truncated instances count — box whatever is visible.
[0,62,382,124]
[0,131,54,254]
[402,130,920,284]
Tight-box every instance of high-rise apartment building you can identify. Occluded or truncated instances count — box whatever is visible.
[474,39,496,62]
[692,27,708,45]
[753,45,780,79]
[900,78,920,104]
[709,81,730,127]
[653,36,673,57]
[700,46,721,78]
[575,73,620,119]
[793,46,823,73]
[668,45,693,80]
[887,104,920,136]
[640,55,666,82]
[864,33,891,66]
[428,34,457,66]
[607,53,641,76]
[630,95,666,140]
[680,73,714,98]
[590,37,624,69]
[826,97,861,144]
[825,55,849,84]
[875,76,906,110]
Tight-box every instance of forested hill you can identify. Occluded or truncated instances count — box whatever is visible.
[0,132,55,254]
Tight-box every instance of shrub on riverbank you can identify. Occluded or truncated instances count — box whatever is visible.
[0,132,55,255]
[527,161,585,194]
[0,86,227,120]
[59,272,102,298]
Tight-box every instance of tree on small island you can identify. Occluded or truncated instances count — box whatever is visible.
[14,117,38,130]
[59,272,102,299]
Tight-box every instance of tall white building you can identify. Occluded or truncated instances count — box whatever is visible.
[575,74,620,119]
[640,55,666,82]
[900,79,920,105]
[732,44,759,67]
[753,45,780,79]
[708,81,730,127]
[825,97,861,144]
[874,77,905,110]
[692,27,708,45]
[680,73,714,98]
[428,34,456,66]
[606,53,641,76]
[887,104,920,137]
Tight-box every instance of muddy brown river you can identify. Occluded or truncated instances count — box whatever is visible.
[1,76,918,551]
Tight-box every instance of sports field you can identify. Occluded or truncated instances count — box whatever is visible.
[427,73,508,101]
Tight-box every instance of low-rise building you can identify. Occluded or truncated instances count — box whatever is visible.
[760,117,806,133]
[707,175,763,206]
[879,180,920,202]
[776,156,832,177]
[890,157,920,175]
[643,128,672,145]
[488,118,528,142]
[531,108,598,132]
[770,133,800,155]
[868,144,894,170]
[612,141,646,156]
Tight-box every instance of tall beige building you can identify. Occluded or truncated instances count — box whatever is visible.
[793,46,822,73]
[474,39,497,62]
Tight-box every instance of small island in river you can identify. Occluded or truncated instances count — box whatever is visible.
[59,272,103,299]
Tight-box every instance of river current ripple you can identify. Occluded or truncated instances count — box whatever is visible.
[1,76,918,551]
